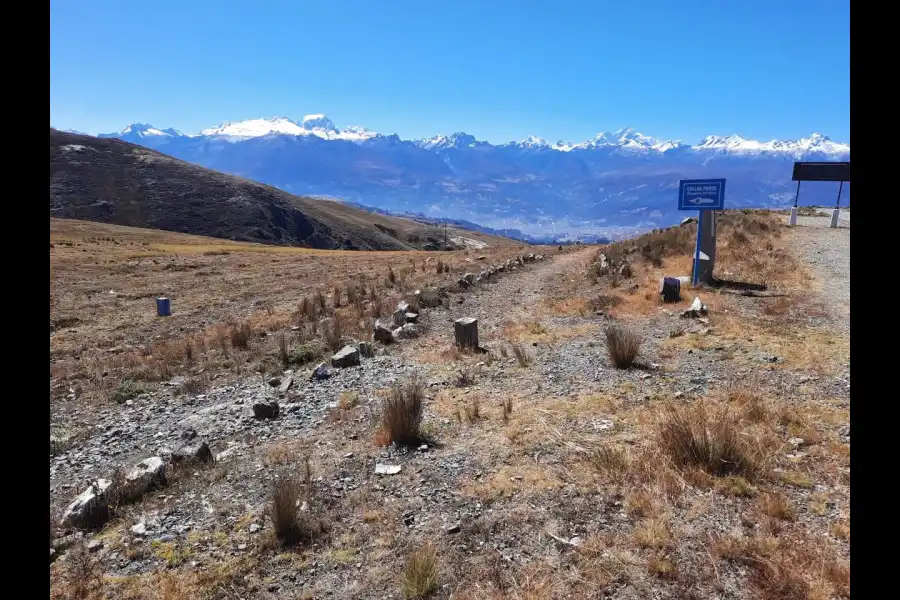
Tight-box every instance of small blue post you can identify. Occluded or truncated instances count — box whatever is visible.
[156,297,171,317]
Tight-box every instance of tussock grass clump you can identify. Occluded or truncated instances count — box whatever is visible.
[401,544,439,599]
[500,397,513,423]
[380,376,426,447]
[454,369,475,388]
[604,325,641,368]
[511,343,532,367]
[269,467,326,547]
[463,398,481,424]
[230,322,252,349]
[322,317,345,353]
[55,539,104,600]
[590,444,631,485]
[657,402,764,478]
[110,379,149,404]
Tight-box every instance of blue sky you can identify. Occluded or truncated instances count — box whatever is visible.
[50,0,850,144]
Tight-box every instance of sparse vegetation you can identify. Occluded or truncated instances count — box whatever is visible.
[401,544,439,599]
[605,324,641,368]
[269,468,325,547]
[511,343,532,367]
[590,444,630,484]
[379,376,426,447]
[230,322,252,349]
[500,397,513,423]
[657,401,765,478]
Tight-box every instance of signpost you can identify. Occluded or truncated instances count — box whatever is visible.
[678,178,726,286]
[790,161,850,227]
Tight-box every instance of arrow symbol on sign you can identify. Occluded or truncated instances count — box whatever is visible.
[689,197,716,205]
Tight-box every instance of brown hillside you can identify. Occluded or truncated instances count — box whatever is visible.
[49,129,512,251]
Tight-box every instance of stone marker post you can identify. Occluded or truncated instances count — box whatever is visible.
[454,317,479,350]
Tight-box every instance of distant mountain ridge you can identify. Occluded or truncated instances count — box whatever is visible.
[50,129,514,251]
[93,115,850,239]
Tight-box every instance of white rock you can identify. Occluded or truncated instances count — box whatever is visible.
[375,463,402,475]
[61,479,113,529]
[122,456,167,502]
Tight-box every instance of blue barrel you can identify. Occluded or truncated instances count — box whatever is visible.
[156,297,171,317]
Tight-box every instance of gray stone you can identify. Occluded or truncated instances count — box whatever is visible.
[462,273,476,285]
[268,376,281,387]
[131,521,148,536]
[121,456,167,502]
[249,523,261,534]
[680,216,696,226]
[405,312,419,324]
[278,376,294,394]
[374,319,394,343]
[310,362,331,380]
[331,345,361,368]
[392,323,421,341]
[252,401,280,419]
[445,522,461,534]
[86,539,104,553]
[172,441,213,465]
[357,341,375,358]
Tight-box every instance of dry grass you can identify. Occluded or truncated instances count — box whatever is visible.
[511,343,532,367]
[380,376,426,447]
[51,540,104,600]
[657,401,768,479]
[590,444,631,485]
[500,397,513,423]
[462,397,481,424]
[605,325,641,368]
[401,544,439,599]
[269,465,325,547]
[713,533,849,600]
[50,218,527,404]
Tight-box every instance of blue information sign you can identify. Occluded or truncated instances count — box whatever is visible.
[678,179,726,211]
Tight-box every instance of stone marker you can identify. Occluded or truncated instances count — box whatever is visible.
[121,456,167,502]
[62,479,113,529]
[331,345,361,368]
[373,319,394,343]
[252,401,280,419]
[172,441,213,465]
[454,317,479,350]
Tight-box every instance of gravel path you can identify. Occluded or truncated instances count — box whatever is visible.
[783,214,850,333]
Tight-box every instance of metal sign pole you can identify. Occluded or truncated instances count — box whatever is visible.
[692,210,704,286]
[830,180,844,228]
[789,180,801,226]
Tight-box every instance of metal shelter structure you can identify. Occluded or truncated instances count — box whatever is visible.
[790,161,851,227]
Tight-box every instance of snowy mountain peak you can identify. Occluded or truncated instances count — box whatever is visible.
[519,136,550,148]
[693,133,848,157]
[119,123,183,137]
[416,132,481,151]
[201,117,305,138]
[300,114,337,132]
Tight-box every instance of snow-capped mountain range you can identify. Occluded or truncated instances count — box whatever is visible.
[92,115,849,239]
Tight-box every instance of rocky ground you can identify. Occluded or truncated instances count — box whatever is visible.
[50,212,850,600]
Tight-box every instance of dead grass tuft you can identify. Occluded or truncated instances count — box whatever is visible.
[511,343,532,367]
[230,322,252,349]
[500,396,513,423]
[657,401,766,478]
[401,544,439,599]
[590,444,631,485]
[269,468,326,547]
[759,491,796,521]
[52,539,104,600]
[380,376,426,447]
[605,324,641,368]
